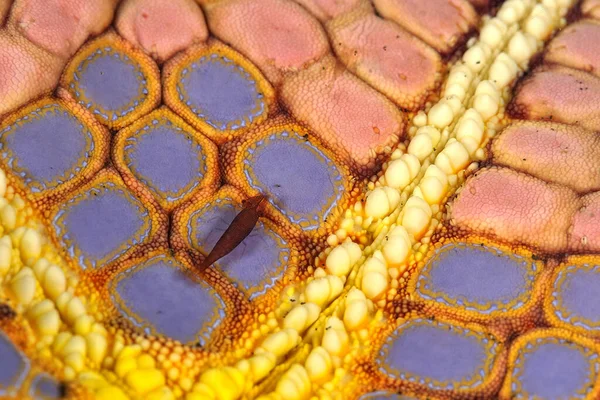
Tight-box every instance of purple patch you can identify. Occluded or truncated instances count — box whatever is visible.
[0,332,29,396]
[416,243,536,313]
[52,182,151,270]
[0,103,92,193]
[178,55,264,130]
[515,339,598,398]
[112,256,224,345]
[124,119,205,203]
[243,131,344,230]
[380,319,496,390]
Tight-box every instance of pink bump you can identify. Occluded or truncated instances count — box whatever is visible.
[545,19,600,78]
[204,0,330,83]
[330,13,441,110]
[492,121,600,193]
[280,55,404,173]
[569,192,600,252]
[115,0,208,62]
[293,0,362,21]
[372,0,478,55]
[8,0,117,58]
[0,32,63,116]
[509,65,600,132]
[449,168,580,253]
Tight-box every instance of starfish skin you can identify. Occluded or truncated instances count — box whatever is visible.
[1,1,600,400]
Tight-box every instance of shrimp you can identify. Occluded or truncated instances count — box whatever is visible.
[196,194,266,272]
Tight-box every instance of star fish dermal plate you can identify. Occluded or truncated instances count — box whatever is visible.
[373,317,506,398]
[409,238,548,326]
[163,40,275,144]
[112,107,220,211]
[109,253,225,346]
[222,118,353,236]
[0,97,110,204]
[499,328,600,400]
[60,31,161,130]
[0,330,30,397]
[50,169,165,271]
[172,186,299,302]
[545,256,600,338]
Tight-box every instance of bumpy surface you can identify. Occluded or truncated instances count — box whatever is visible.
[0,0,599,399]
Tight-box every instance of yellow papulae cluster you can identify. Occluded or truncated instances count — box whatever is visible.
[0,168,183,399]
[238,0,573,399]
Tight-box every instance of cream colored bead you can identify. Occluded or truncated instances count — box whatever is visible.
[365,188,390,219]
[257,329,299,358]
[66,297,86,324]
[74,315,94,336]
[480,18,508,48]
[447,65,473,90]
[276,364,311,400]
[247,353,276,381]
[283,303,320,333]
[463,44,489,73]
[305,347,332,382]
[0,204,16,231]
[497,0,529,24]
[61,335,86,357]
[427,102,453,129]
[382,226,411,267]
[412,112,427,127]
[383,187,400,211]
[325,245,350,277]
[20,228,42,263]
[508,31,537,64]
[526,5,552,40]
[408,133,435,161]
[42,264,66,300]
[444,83,466,101]
[9,267,36,305]
[33,308,61,336]
[32,258,50,279]
[456,118,484,155]
[420,165,448,204]
[86,332,108,364]
[343,288,370,331]
[361,269,388,300]
[0,239,11,275]
[445,96,462,115]
[321,317,349,356]
[304,276,343,308]
[435,140,470,175]
[489,53,519,89]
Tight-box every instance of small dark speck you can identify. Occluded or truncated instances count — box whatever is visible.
[274,184,281,188]
[476,61,480,64]
[290,298,296,302]
[383,46,387,51]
